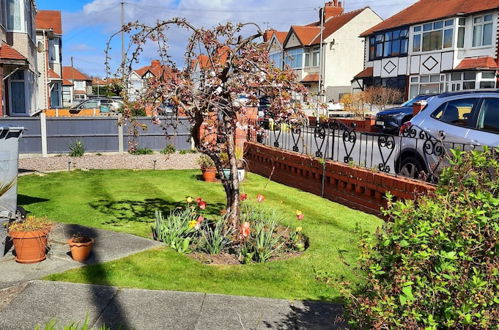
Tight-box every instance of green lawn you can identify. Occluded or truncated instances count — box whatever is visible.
[19,170,382,301]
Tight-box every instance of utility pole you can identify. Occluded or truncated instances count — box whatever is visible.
[316,1,326,121]
[70,56,74,68]
[121,2,125,68]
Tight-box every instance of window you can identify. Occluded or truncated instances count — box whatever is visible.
[477,98,499,133]
[0,0,6,27]
[473,14,493,47]
[6,0,21,31]
[312,48,320,67]
[414,19,454,52]
[269,52,283,68]
[50,83,61,108]
[74,81,85,91]
[24,0,35,40]
[9,70,25,114]
[457,18,466,48]
[369,28,408,60]
[49,37,61,63]
[284,48,304,69]
[431,98,480,127]
[372,75,407,100]
[409,74,446,98]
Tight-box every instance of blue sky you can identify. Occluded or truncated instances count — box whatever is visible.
[36,0,417,77]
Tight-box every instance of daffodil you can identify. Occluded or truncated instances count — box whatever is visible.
[188,220,197,229]
[296,226,303,232]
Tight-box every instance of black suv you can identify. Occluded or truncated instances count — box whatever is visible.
[375,94,437,134]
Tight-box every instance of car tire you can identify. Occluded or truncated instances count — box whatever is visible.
[397,156,426,179]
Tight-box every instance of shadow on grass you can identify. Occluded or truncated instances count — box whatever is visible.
[66,224,131,329]
[89,198,226,226]
[18,194,49,206]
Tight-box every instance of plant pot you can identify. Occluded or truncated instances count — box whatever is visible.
[222,168,231,179]
[202,167,217,182]
[9,230,49,264]
[68,237,95,262]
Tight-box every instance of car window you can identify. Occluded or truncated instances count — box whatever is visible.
[81,100,99,109]
[476,98,499,133]
[431,98,480,127]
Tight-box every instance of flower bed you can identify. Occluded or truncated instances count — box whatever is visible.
[152,195,308,264]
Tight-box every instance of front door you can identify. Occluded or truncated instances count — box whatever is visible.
[9,70,26,115]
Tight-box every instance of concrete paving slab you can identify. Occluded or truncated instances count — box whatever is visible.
[0,281,117,330]
[0,223,161,284]
[94,288,206,330]
[0,281,342,330]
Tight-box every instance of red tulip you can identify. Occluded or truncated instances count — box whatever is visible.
[198,201,207,210]
[196,197,203,204]
[240,193,248,201]
[256,194,265,203]
[197,215,204,223]
[240,222,251,237]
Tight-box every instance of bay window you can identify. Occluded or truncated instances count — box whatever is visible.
[472,14,493,47]
[369,28,408,60]
[269,52,283,68]
[6,0,21,31]
[284,48,303,69]
[413,19,454,52]
[457,18,466,48]
[304,47,320,67]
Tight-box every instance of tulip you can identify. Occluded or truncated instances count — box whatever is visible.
[296,226,303,232]
[296,210,304,220]
[196,197,203,204]
[198,201,207,210]
[256,194,265,203]
[240,222,251,237]
[186,196,193,203]
[240,193,248,201]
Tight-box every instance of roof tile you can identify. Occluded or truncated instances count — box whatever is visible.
[62,66,91,81]
[454,56,499,70]
[36,10,63,35]
[0,43,26,61]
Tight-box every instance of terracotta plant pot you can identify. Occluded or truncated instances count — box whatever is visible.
[9,230,49,264]
[202,167,217,182]
[68,237,95,262]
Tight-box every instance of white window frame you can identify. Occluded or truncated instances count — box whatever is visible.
[409,74,446,98]
[472,14,494,48]
[413,19,454,53]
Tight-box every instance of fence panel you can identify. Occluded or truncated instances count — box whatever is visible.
[0,118,42,154]
[123,118,192,151]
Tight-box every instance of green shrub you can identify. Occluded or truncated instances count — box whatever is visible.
[344,147,499,329]
[68,140,85,157]
[179,149,196,155]
[129,147,154,155]
[152,209,196,253]
[35,317,109,330]
[161,144,176,155]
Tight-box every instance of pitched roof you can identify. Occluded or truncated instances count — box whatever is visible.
[0,43,26,61]
[361,0,499,37]
[301,73,320,82]
[354,66,374,79]
[194,47,230,70]
[47,68,61,80]
[62,66,91,81]
[134,60,177,79]
[454,56,499,70]
[62,79,74,86]
[36,10,63,35]
[287,8,368,47]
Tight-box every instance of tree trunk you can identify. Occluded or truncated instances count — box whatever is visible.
[225,125,240,229]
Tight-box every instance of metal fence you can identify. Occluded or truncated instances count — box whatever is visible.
[0,116,192,155]
[256,121,482,183]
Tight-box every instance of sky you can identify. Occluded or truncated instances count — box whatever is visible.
[36,0,418,77]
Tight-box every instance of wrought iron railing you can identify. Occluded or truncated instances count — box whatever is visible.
[254,120,483,183]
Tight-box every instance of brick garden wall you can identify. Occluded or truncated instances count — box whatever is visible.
[245,142,435,215]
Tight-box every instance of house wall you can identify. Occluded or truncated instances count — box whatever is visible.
[36,33,49,110]
[323,9,382,101]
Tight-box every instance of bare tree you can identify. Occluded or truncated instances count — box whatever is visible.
[105,19,307,228]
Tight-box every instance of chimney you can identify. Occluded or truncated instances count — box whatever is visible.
[151,60,161,67]
[320,0,344,21]
[263,29,276,42]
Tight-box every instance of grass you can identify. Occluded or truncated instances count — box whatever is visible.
[18,170,382,301]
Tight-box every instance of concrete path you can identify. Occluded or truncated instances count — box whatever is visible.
[0,281,344,329]
[0,223,161,285]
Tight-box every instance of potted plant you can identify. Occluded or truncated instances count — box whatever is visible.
[197,155,217,182]
[8,216,52,264]
[68,233,95,262]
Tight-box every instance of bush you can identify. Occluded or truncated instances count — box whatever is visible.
[129,147,154,155]
[69,140,85,157]
[161,144,176,155]
[344,148,498,328]
[179,149,197,155]
[197,155,215,169]
[197,219,232,255]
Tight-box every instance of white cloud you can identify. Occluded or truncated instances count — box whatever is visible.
[61,0,418,75]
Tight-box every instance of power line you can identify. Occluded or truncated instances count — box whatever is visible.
[126,2,315,13]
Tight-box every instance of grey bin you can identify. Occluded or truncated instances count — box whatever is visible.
[0,126,24,255]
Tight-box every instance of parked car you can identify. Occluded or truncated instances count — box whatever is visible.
[375,94,437,134]
[258,97,272,129]
[71,98,123,113]
[395,91,499,179]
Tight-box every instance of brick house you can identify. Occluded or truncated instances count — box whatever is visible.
[35,10,63,109]
[128,59,177,102]
[62,66,92,105]
[0,0,38,116]
[268,1,382,103]
[354,0,499,100]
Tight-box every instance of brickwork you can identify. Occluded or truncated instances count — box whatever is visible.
[245,142,435,215]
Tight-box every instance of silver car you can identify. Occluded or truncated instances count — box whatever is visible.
[395,91,499,179]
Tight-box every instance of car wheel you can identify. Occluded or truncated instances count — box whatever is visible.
[398,156,425,179]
